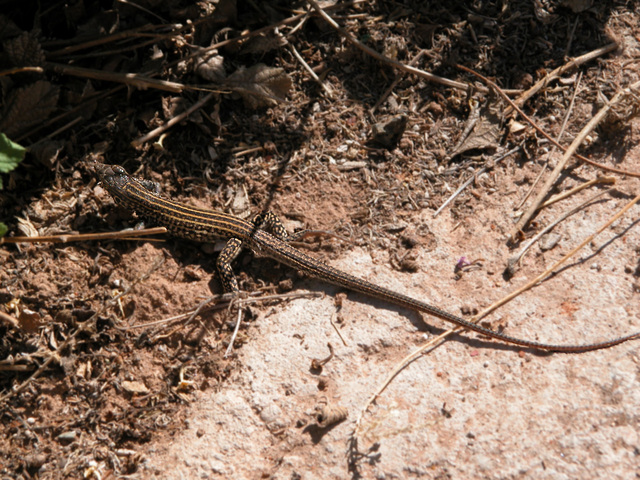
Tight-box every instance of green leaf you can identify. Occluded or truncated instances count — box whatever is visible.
[0,222,7,237]
[0,133,26,189]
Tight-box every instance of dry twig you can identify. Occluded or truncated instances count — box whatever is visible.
[433,147,520,218]
[116,292,321,331]
[0,227,168,245]
[508,79,640,239]
[507,187,614,276]
[507,43,618,114]
[515,71,583,210]
[131,93,216,147]
[47,63,187,93]
[459,66,640,180]
[288,43,334,99]
[537,176,615,211]
[307,0,472,92]
[370,49,426,114]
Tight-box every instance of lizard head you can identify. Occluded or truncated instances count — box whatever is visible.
[95,164,132,193]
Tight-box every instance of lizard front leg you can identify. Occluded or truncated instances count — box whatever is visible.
[252,211,310,242]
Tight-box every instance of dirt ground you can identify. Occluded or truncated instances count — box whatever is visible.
[1,1,640,479]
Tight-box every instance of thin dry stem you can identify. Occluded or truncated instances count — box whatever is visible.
[0,227,168,245]
[481,191,640,320]
[460,66,640,180]
[370,49,426,114]
[48,62,186,93]
[507,43,618,114]
[515,71,583,210]
[507,187,614,276]
[537,176,615,211]
[289,43,334,98]
[509,79,640,239]
[131,93,216,147]
[433,147,520,217]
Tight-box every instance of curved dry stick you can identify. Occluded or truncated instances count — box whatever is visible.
[458,65,640,237]
[507,43,618,114]
[515,71,583,210]
[507,187,613,276]
[507,79,640,239]
[48,62,185,93]
[307,0,473,92]
[460,65,640,179]
[131,92,216,147]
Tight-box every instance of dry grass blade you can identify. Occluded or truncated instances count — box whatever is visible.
[0,227,168,244]
[481,191,640,320]
[509,79,640,239]
[116,292,320,331]
[515,71,583,210]
[289,43,334,99]
[370,49,425,114]
[536,176,615,210]
[47,63,185,93]
[47,23,177,57]
[433,147,520,217]
[507,187,614,276]
[460,65,640,181]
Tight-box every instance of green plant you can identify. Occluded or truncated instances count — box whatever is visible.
[0,133,26,236]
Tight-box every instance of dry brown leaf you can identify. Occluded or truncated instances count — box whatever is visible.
[195,51,226,82]
[560,0,594,13]
[0,80,59,136]
[162,96,187,118]
[448,99,503,159]
[240,31,288,55]
[224,64,291,108]
[3,31,45,67]
[0,15,22,40]
[30,140,63,168]
[122,380,150,395]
